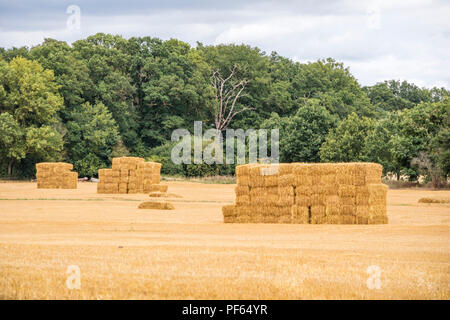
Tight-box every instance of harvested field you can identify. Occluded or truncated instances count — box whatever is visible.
[0,181,449,299]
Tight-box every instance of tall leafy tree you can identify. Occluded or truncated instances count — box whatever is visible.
[0,57,64,175]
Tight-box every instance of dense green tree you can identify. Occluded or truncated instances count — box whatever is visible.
[0,57,64,175]
[65,102,120,177]
[320,113,375,162]
[262,99,337,162]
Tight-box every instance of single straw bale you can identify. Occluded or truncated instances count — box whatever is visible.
[138,201,175,210]
[325,195,340,216]
[340,196,355,206]
[336,163,355,185]
[236,194,250,205]
[153,175,161,185]
[368,216,388,224]
[296,185,312,197]
[148,184,168,193]
[237,175,250,186]
[278,186,295,206]
[340,215,356,224]
[222,204,237,219]
[266,193,279,205]
[323,184,338,196]
[338,185,356,198]
[235,186,250,196]
[341,205,356,216]
[291,205,309,224]
[368,184,388,206]
[250,187,265,198]
[356,216,369,224]
[356,186,370,205]
[112,157,122,167]
[311,205,326,217]
[296,194,310,206]
[356,206,370,218]
[311,215,327,224]
[326,215,341,224]
[249,166,264,187]
[311,193,325,206]
[369,204,386,217]
[264,174,278,187]
[111,169,120,178]
[118,182,128,193]
[354,163,382,186]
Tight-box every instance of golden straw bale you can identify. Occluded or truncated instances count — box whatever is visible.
[250,187,265,198]
[250,196,266,205]
[311,205,325,217]
[325,195,340,216]
[369,205,386,217]
[236,194,250,205]
[264,174,278,187]
[323,184,338,196]
[148,185,168,193]
[311,216,327,224]
[278,186,295,206]
[338,185,356,197]
[237,175,249,186]
[277,163,293,175]
[138,201,175,210]
[354,163,382,186]
[326,215,341,224]
[368,216,388,224]
[356,206,370,218]
[224,204,237,218]
[249,175,264,187]
[296,185,312,197]
[149,192,182,198]
[336,163,355,185]
[296,195,310,206]
[266,193,279,205]
[266,186,278,195]
[356,216,369,224]
[340,196,355,206]
[341,205,356,216]
[340,215,356,224]
[368,184,388,206]
[278,173,295,186]
[111,170,120,178]
[311,193,325,206]
[235,186,250,196]
[291,205,309,224]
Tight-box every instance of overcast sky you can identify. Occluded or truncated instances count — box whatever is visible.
[1,0,449,88]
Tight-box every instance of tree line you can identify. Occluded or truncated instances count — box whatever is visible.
[0,33,448,186]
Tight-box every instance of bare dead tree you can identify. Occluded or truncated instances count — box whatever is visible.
[211,65,252,131]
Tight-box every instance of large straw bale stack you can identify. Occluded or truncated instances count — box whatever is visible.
[97,157,163,194]
[225,162,388,224]
[36,162,78,189]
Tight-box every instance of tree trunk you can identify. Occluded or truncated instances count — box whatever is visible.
[8,158,14,176]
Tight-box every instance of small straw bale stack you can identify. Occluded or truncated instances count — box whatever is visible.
[36,162,78,189]
[97,157,163,194]
[224,162,388,224]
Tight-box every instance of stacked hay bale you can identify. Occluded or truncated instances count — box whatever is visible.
[36,162,78,189]
[223,162,388,224]
[97,157,162,194]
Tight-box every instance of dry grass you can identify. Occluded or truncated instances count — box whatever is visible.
[0,182,449,299]
[418,197,450,204]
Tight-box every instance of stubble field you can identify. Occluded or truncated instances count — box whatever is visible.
[0,181,449,299]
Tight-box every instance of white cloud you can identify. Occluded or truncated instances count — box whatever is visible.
[0,0,448,88]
